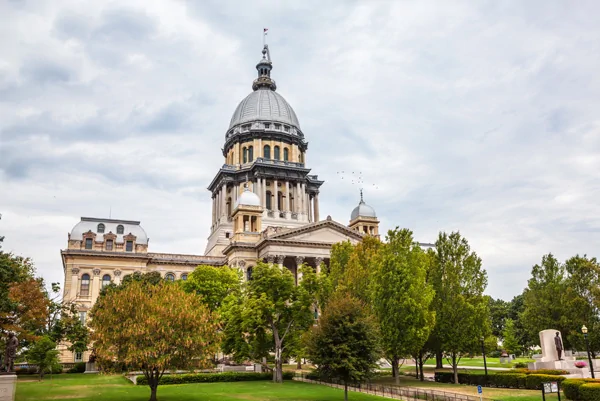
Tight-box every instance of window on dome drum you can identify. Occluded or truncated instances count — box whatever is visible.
[283,148,289,161]
[248,146,253,162]
[263,145,271,159]
[102,274,111,288]
[266,191,272,210]
[126,241,133,252]
[106,239,113,251]
[80,274,90,296]
[246,266,253,281]
[181,274,188,281]
[277,191,283,211]
[274,146,280,160]
[243,147,248,163]
[284,126,290,132]
[85,238,93,250]
[117,225,124,234]
[274,124,281,130]
[97,223,105,233]
[165,273,175,282]
[264,123,270,129]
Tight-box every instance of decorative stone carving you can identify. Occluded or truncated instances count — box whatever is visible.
[315,257,324,266]
[238,260,246,268]
[266,255,275,264]
[276,255,285,265]
[295,256,305,266]
[93,268,101,276]
[71,267,80,276]
[291,212,298,220]
[113,270,122,277]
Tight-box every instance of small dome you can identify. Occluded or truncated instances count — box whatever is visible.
[236,188,261,207]
[229,88,300,129]
[351,191,377,220]
[70,218,149,245]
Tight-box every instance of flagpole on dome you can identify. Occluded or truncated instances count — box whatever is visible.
[263,27,268,47]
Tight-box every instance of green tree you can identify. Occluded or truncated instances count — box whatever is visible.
[502,319,520,355]
[508,293,533,352]
[307,293,380,401]
[430,231,489,384]
[89,280,220,401]
[183,265,240,312]
[27,336,60,381]
[487,296,509,338]
[371,228,435,384]
[240,262,318,383]
[521,254,570,347]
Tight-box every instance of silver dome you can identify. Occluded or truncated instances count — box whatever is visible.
[351,201,377,221]
[70,217,149,244]
[236,188,261,207]
[229,88,300,129]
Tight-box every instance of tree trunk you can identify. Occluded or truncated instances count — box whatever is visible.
[418,351,425,381]
[414,358,418,379]
[274,341,283,383]
[391,356,399,384]
[452,353,458,384]
[344,382,348,401]
[149,385,158,401]
[435,349,443,369]
[296,359,302,369]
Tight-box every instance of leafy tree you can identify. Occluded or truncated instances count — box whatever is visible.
[240,262,318,383]
[521,254,570,347]
[508,293,534,352]
[89,280,220,401]
[43,282,88,354]
[27,336,60,381]
[183,265,240,312]
[487,296,509,338]
[502,319,520,355]
[307,293,380,401]
[430,231,489,384]
[371,228,435,384]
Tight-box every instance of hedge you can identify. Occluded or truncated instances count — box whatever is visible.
[434,371,565,390]
[580,383,600,401]
[563,379,600,400]
[136,371,294,386]
[67,362,86,373]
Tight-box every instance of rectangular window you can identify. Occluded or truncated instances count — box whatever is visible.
[284,125,290,132]
[75,352,83,362]
[126,241,133,252]
[85,238,93,249]
[79,311,86,325]
[274,124,281,130]
[264,123,270,129]
[106,239,113,250]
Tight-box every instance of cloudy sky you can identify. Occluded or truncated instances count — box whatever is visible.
[1,1,599,300]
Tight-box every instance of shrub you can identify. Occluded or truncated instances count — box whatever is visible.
[525,374,566,390]
[580,383,600,401]
[563,379,600,400]
[67,362,86,373]
[496,368,568,376]
[493,373,527,388]
[513,361,528,368]
[15,367,38,376]
[136,371,294,386]
[45,361,64,375]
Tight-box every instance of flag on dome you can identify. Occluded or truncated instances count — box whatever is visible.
[264,28,268,33]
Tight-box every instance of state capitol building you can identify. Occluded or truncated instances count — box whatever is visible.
[59,45,381,363]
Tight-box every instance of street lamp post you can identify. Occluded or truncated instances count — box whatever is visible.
[582,325,595,379]
[481,336,488,384]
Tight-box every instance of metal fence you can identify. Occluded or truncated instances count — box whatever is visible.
[294,373,496,401]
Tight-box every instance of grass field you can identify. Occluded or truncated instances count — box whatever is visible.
[16,373,391,401]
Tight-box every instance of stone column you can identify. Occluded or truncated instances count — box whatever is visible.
[296,256,305,283]
[70,267,79,301]
[216,191,220,222]
[314,192,320,222]
[233,183,238,205]
[212,196,216,224]
[315,257,324,275]
[221,184,227,218]
[273,179,278,211]
[308,194,313,222]
[266,255,275,265]
[114,270,122,285]
[295,182,301,213]
[285,181,290,213]
[262,178,267,207]
[258,138,262,157]
[276,255,285,269]
[91,268,101,303]
[300,183,306,216]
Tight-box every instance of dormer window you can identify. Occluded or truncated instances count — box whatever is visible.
[97,223,105,233]
[117,225,124,234]
[125,241,133,252]
[106,239,113,251]
[85,238,93,250]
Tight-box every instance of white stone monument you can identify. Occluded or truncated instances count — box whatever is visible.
[0,374,17,401]
[540,329,563,362]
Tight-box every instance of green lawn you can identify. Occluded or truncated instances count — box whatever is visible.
[421,356,534,368]
[16,373,390,401]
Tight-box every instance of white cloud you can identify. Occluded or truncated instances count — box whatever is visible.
[1,1,600,299]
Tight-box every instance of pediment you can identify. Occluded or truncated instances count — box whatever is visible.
[266,220,363,244]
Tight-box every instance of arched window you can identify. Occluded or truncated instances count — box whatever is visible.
[247,266,253,281]
[274,146,280,160]
[266,191,272,210]
[283,148,289,161]
[181,274,188,281]
[116,225,124,234]
[165,273,175,282]
[264,145,271,159]
[80,274,90,296]
[102,274,111,288]
[248,146,253,162]
[97,223,105,233]
[243,147,248,163]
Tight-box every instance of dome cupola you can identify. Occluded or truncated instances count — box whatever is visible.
[350,190,377,220]
[236,184,261,207]
[349,190,380,238]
